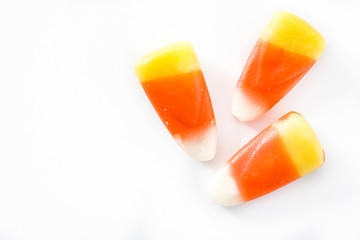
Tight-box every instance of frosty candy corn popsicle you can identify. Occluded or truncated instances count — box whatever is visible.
[134,42,217,161]
[232,11,326,121]
[208,112,324,206]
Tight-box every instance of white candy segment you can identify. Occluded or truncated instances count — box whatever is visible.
[231,88,266,122]
[207,164,242,206]
[174,125,217,161]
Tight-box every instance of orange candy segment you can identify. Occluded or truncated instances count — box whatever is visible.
[232,11,326,121]
[230,126,300,202]
[134,42,217,161]
[208,112,325,206]
[235,40,316,111]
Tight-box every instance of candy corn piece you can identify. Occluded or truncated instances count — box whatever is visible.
[232,11,326,121]
[208,112,324,206]
[134,42,217,161]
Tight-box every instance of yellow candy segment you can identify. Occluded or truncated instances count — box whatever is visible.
[273,112,324,176]
[260,11,326,59]
[134,41,201,82]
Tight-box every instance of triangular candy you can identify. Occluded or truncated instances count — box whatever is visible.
[209,112,325,206]
[232,11,326,121]
[134,42,217,161]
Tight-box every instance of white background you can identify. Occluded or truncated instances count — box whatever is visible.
[0,0,359,239]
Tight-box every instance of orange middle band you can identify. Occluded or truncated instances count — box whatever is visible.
[238,40,316,110]
[141,70,215,139]
[229,126,301,202]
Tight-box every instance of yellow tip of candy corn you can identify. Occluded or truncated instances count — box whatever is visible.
[134,41,201,82]
[273,112,325,176]
[260,11,326,59]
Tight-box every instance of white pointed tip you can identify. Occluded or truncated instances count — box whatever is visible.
[208,164,242,206]
[174,125,217,161]
[231,88,266,122]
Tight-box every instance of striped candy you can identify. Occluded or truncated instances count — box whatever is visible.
[232,11,326,122]
[208,112,325,206]
[134,42,217,161]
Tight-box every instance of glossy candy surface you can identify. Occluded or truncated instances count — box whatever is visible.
[232,11,326,121]
[134,42,216,161]
[208,112,325,206]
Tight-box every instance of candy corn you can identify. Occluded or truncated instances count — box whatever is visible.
[134,42,217,161]
[208,112,324,206]
[232,11,326,121]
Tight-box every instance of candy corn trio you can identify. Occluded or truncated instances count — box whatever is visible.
[134,11,326,205]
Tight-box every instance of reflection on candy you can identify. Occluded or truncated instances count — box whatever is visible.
[232,11,326,121]
[209,112,325,206]
[134,42,217,161]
